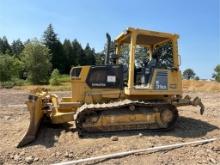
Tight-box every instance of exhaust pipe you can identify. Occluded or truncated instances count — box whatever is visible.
[105,33,111,65]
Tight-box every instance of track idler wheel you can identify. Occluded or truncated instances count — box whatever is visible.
[159,105,178,129]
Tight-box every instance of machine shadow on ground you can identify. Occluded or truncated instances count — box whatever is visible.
[78,116,219,139]
[28,116,219,148]
[28,122,76,148]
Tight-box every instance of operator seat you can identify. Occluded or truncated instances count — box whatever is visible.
[141,57,157,85]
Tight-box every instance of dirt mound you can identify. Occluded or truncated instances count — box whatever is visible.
[182,80,220,92]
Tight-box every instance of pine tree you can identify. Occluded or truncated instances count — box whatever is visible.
[84,43,96,65]
[72,39,84,66]
[11,39,24,57]
[63,39,75,73]
[43,24,66,73]
[0,36,11,54]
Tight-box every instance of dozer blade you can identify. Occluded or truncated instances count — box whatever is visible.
[17,95,44,148]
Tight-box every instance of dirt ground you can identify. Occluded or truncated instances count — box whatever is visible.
[0,89,219,165]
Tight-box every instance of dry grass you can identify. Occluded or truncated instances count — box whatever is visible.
[14,82,71,91]
[182,80,220,92]
[13,80,220,92]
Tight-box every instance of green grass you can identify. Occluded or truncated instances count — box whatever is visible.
[8,74,72,91]
[58,74,70,82]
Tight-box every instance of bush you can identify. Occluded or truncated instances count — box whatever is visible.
[22,40,51,84]
[212,64,220,82]
[58,74,69,82]
[0,78,26,88]
[0,54,24,82]
[183,68,196,80]
[0,81,15,88]
[49,69,61,85]
[12,78,26,86]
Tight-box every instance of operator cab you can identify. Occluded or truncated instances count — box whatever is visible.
[70,28,181,97]
[134,41,174,87]
[114,27,181,95]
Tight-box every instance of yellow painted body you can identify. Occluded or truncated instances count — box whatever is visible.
[50,28,182,124]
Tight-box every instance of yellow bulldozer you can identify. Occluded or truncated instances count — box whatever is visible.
[18,28,204,147]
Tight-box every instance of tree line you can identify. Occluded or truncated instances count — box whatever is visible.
[0,24,104,85]
[0,24,219,86]
[182,67,220,82]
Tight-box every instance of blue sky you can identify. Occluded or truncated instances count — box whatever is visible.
[0,0,219,78]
